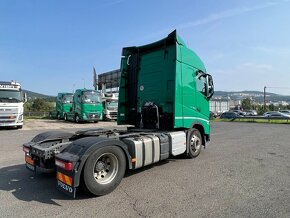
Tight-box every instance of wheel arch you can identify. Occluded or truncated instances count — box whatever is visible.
[190,122,206,146]
[60,137,132,188]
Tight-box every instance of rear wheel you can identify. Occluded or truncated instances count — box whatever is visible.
[82,146,126,196]
[75,114,80,123]
[187,128,202,158]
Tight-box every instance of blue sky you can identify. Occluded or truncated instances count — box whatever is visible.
[1,0,290,96]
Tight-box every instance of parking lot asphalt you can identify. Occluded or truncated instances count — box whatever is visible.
[0,121,289,217]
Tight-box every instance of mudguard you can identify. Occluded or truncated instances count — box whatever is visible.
[31,131,75,143]
[55,137,132,187]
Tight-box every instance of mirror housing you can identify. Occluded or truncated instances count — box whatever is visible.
[206,74,214,99]
[23,92,27,103]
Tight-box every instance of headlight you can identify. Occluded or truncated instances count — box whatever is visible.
[17,114,23,122]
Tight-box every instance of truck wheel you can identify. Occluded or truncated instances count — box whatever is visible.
[17,125,23,129]
[49,112,52,119]
[187,128,202,158]
[57,112,61,120]
[83,146,126,196]
[75,114,80,123]
[64,113,67,121]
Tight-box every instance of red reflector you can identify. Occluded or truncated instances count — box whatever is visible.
[23,147,30,153]
[55,159,73,171]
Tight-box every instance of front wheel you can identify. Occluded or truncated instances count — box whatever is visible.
[64,113,67,121]
[187,128,203,158]
[75,114,80,123]
[82,146,126,196]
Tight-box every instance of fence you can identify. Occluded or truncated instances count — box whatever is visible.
[233,116,290,123]
[24,111,50,117]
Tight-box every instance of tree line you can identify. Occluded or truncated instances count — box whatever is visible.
[241,98,290,115]
[24,98,55,112]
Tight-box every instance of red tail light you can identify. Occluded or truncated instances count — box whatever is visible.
[23,146,30,153]
[55,159,73,171]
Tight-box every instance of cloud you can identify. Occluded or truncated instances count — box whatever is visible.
[215,62,274,76]
[102,0,126,7]
[177,1,282,30]
[251,46,290,56]
[139,1,289,43]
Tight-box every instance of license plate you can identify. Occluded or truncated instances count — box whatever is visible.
[25,155,36,172]
[56,180,76,198]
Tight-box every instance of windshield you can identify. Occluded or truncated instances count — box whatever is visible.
[106,101,118,107]
[81,91,101,104]
[62,95,73,104]
[0,90,23,103]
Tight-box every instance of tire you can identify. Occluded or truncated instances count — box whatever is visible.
[17,125,23,129]
[187,128,202,158]
[75,114,80,123]
[82,146,126,196]
[57,112,61,120]
[64,113,67,121]
[49,112,52,119]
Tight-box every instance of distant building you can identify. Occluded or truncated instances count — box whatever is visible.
[210,99,230,113]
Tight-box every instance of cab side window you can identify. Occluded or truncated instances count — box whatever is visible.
[196,71,207,96]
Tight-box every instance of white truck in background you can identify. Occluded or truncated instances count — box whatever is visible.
[0,81,26,129]
[102,92,118,121]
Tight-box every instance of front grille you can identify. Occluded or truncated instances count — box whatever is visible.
[0,116,16,119]
[88,113,100,118]
[0,120,15,123]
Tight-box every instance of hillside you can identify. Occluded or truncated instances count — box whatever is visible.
[22,89,290,103]
[23,89,55,101]
[214,91,290,102]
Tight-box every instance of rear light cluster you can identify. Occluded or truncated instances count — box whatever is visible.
[23,146,30,153]
[55,159,73,171]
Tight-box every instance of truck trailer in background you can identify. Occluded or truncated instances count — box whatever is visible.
[0,81,26,129]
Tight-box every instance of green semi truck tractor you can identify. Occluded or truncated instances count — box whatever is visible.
[49,92,74,120]
[23,30,214,197]
[64,89,103,123]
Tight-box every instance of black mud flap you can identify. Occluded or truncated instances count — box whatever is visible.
[55,168,76,198]
[56,179,76,198]
[25,155,36,172]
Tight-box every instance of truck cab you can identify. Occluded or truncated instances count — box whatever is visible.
[23,31,214,198]
[0,81,26,129]
[49,92,73,119]
[65,89,103,122]
[102,93,118,121]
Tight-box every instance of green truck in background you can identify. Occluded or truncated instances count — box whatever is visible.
[49,92,74,120]
[23,30,214,198]
[64,89,103,123]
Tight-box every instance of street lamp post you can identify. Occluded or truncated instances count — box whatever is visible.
[263,86,266,113]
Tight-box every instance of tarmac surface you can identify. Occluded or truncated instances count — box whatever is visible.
[0,121,290,217]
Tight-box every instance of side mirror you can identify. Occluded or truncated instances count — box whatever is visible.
[206,74,214,99]
[24,93,27,103]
